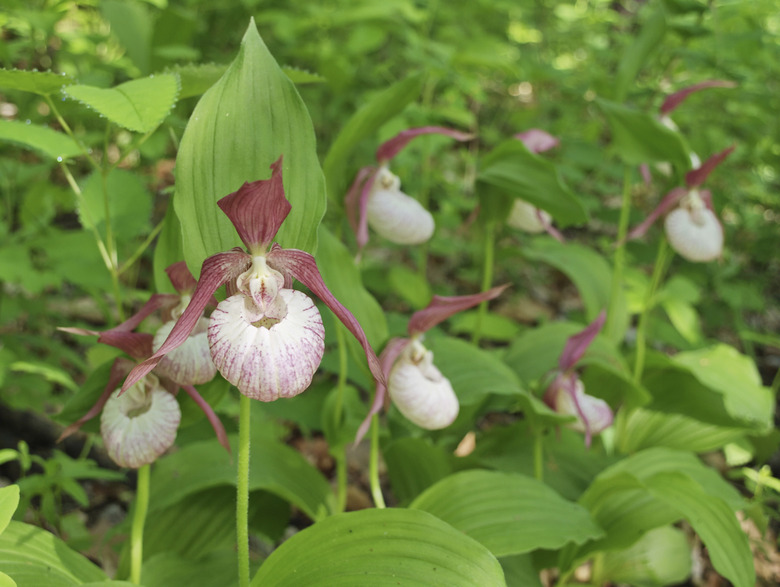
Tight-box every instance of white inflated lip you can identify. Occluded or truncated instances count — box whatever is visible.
[366,168,435,245]
[664,206,723,262]
[153,318,217,386]
[208,288,325,402]
[506,199,551,233]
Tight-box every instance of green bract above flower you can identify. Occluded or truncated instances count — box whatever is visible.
[122,157,385,402]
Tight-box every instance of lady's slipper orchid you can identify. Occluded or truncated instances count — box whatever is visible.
[543,311,613,447]
[345,126,472,251]
[122,157,384,403]
[628,146,735,262]
[506,129,564,242]
[356,284,509,443]
[58,262,228,466]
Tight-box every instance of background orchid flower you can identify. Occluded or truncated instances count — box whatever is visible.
[345,126,472,251]
[58,263,229,464]
[543,311,613,447]
[123,157,384,404]
[356,284,509,444]
[506,129,565,242]
[627,146,735,262]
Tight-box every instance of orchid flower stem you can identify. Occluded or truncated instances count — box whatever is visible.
[606,167,633,341]
[334,325,349,513]
[118,219,165,276]
[472,220,496,346]
[633,238,671,383]
[532,427,544,482]
[369,414,386,509]
[129,463,150,585]
[236,394,252,587]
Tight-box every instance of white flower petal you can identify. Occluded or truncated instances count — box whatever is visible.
[664,206,723,262]
[388,346,459,430]
[506,199,550,233]
[555,379,612,435]
[100,377,181,468]
[208,289,325,401]
[153,318,216,385]
[367,169,434,245]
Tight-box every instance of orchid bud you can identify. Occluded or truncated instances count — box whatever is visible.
[388,339,459,430]
[100,374,180,468]
[506,199,552,233]
[544,374,612,445]
[664,191,723,262]
[366,167,435,245]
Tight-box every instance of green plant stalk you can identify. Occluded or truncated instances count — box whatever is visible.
[45,96,101,171]
[532,426,544,482]
[129,463,150,585]
[606,167,633,341]
[472,220,496,346]
[333,325,349,513]
[237,394,251,587]
[118,219,165,276]
[633,238,670,383]
[369,414,386,509]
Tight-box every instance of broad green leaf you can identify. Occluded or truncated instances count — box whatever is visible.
[323,73,425,208]
[661,297,702,344]
[250,508,506,586]
[383,438,453,503]
[175,19,326,271]
[0,486,19,535]
[596,98,690,171]
[499,555,542,587]
[149,435,336,521]
[426,336,523,405]
[101,0,152,74]
[613,9,666,102]
[596,526,691,587]
[0,521,107,585]
[619,408,745,453]
[388,264,431,309]
[673,344,773,431]
[10,361,78,392]
[0,571,15,587]
[78,169,152,242]
[316,225,387,347]
[411,470,603,557]
[152,202,185,294]
[0,120,81,161]
[141,550,240,587]
[645,473,754,587]
[282,67,325,85]
[521,239,622,325]
[63,74,179,133]
[449,310,521,342]
[0,68,75,95]
[478,140,587,227]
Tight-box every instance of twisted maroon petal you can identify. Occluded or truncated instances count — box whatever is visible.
[345,166,376,236]
[181,384,230,455]
[57,358,133,442]
[685,145,735,189]
[166,261,198,295]
[217,157,290,252]
[558,310,606,372]
[407,284,510,335]
[514,129,560,154]
[354,337,411,446]
[267,245,385,388]
[376,126,473,162]
[353,167,379,252]
[625,186,688,242]
[537,210,566,243]
[660,80,737,116]
[121,249,251,393]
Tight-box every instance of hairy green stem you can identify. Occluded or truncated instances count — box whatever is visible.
[532,427,544,482]
[606,167,633,342]
[369,414,386,509]
[129,464,150,584]
[237,394,252,587]
[472,220,496,346]
[633,238,670,383]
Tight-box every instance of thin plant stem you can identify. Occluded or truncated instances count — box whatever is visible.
[472,220,496,346]
[45,96,100,171]
[633,238,671,383]
[606,167,633,342]
[369,414,386,509]
[118,219,165,276]
[532,427,544,482]
[129,463,150,585]
[236,394,252,587]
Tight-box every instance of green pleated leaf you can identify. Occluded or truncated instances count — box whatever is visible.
[499,555,542,587]
[316,225,387,348]
[426,337,524,405]
[152,202,185,294]
[596,98,690,171]
[0,571,15,587]
[478,140,587,227]
[0,521,107,585]
[63,74,179,133]
[149,435,336,522]
[0,486,19,535]
[0,68,75,95]
[613,9,666,102]
[383,438,453,503]
[645,473,754,587]
[175,19,326,271]
[141,550,239,587]
[411,470,603,557]
[101,0,152,74]
[0,120,82,161]
[250,508,506,587]
[323,73,425,208]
